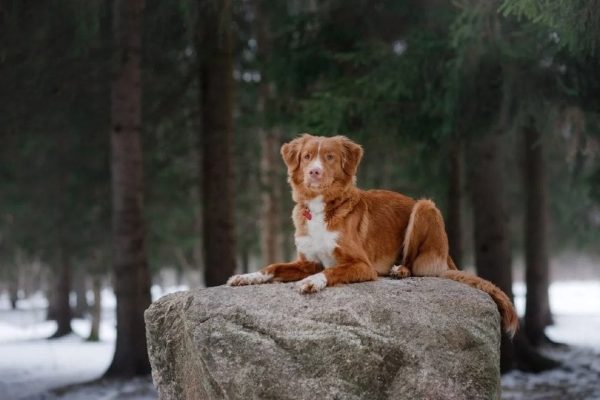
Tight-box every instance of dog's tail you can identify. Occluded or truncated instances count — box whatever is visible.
[443,270,519,337]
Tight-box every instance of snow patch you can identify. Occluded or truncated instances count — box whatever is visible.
[513,281,600,348]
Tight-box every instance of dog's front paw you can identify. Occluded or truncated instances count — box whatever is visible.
[297,272,327,294]
[227,272,273,286]
[389,265,411,279]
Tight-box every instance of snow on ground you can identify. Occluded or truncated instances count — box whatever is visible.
[25,377,157,400]
[0,281,599,399]
[1,333,116,400]
[0,285,188,400]
[501,346,600,400]
[502,281,600,400]
[514,280,600,348]
[0,311,118,400]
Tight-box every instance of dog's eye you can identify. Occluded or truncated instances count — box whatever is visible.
[303,153,311,160]
[326,154,334,161]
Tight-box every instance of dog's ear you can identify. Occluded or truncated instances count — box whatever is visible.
[337,136,363,178]
[281,134,312,172]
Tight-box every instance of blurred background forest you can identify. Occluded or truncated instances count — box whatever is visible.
[1,0,599,399]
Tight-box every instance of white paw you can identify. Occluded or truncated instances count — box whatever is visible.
[389,265,411,279]
[227,272,273,286]
[297,272,327,294]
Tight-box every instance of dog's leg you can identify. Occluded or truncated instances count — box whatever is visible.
[227,260,322,286]
[297,260,377,294]
[402,199,449,277]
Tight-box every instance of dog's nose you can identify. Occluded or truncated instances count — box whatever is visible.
[309,168,322,178]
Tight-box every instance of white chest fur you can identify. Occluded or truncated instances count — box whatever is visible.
[295,196,339,268]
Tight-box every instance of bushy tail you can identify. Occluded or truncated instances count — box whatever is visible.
[443,270,518,338]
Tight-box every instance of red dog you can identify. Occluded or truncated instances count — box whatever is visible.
[228,134,518,336]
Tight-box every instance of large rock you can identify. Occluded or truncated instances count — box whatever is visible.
[145,278,501,400]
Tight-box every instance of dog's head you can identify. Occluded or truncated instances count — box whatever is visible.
[281,134,363,197]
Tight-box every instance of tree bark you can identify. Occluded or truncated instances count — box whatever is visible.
[8,281,18,309]
[9,294,18,309]
[470,132,516,372]
[46,287,58,320]
[105,0,152,377]
[186,125,204,285]
[49,243,73,338]
[446,139,463,267]
[198,0,236,286]
[241,246,250,275]
[254,0,283,266]
[73,270,89,318]
[88,275,102,342]
[470,130,558,373]
[523,123,552,346]
[259,131,284,265]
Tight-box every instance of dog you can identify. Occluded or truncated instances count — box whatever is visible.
[227,134,518,336]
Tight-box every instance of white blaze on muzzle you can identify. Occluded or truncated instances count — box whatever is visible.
[307,139,324,175]
[308,157,323,170]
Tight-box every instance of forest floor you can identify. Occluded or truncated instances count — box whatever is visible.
[0,281,598,400]
[501,281,600,400]
[502,344,600,400]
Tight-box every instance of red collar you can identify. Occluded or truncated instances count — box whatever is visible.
[302,207,312,220]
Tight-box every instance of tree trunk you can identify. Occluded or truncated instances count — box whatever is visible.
[186,124,204,285]
[470,132,516,372]
[10,296,17,309]
[470,131,558,373]
[198,0,236,286]
[260,131,284,265]
[88,275,102,342]
[241,247,250,275]
[446,139,463,267]
[50,245,73,338]
[254,0,283,266]
[105,0,152,377]
[46,287,58,320]
[523,123,552,346]
[73,270,89,318]
[8,281,18,309]
[54,256,73,336]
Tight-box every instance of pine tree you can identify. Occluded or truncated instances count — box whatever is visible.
[198,0,236,286]
[523,121,552,346]
[105,0,152,377]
